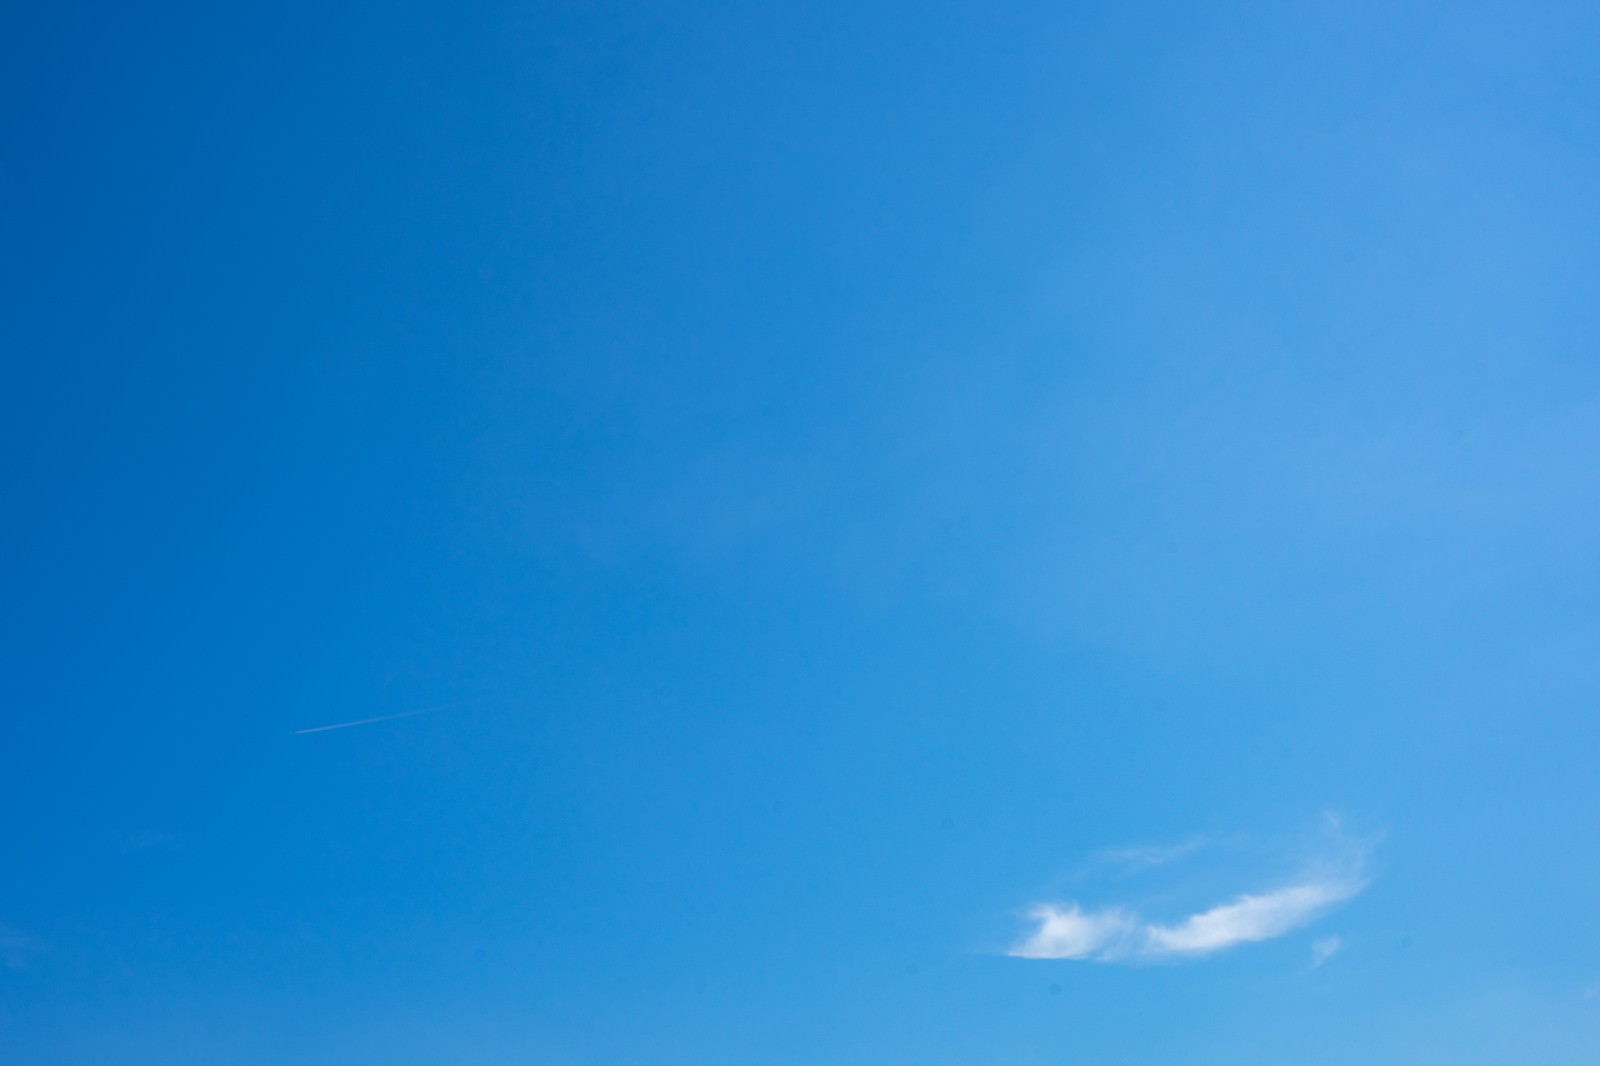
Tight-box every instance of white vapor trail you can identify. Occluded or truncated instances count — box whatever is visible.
[291,706,439,735]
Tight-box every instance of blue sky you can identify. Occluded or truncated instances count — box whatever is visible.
[4,1,1600,1062]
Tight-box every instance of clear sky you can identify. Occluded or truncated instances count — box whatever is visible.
[5,2,1600,1062]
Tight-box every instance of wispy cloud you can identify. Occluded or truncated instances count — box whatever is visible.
[1012,876,1362,961]
[1009,823,1371,963]
[1010,904,1138,960]
[1311,936,1342,967]
[1143,880,1359,956]
[1096,836,1208,875]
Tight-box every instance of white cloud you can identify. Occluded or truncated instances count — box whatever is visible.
[1096,836,1207,874]
[1144,880,1359,956]
[1010,904,1137,960]
[1311,936,1342,967]
[1010,875,1363,962]
[1008,822,1373,965]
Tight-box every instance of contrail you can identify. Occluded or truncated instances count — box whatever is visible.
[291,706,441,735]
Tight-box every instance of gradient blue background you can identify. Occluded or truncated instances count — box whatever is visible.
[4,1,1600,1061]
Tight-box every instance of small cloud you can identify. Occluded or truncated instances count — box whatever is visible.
[1011,904,1137,960]
[1097,837,1207,874]
[1008,820,1372,964]
[1311,936,1342,967]
[1011,877,1363,962]
[1143,881,1359,957]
